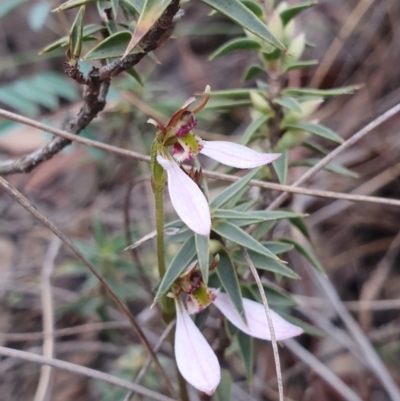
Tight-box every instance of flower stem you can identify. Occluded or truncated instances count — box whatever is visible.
[154,188,166,278]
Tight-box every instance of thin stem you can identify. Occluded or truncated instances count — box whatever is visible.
[1,109,400,208]
[0,345,176,401]
[155,189,166,278]
[242,248,283,401]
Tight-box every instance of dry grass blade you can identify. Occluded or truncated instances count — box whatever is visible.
[0,346,176,401]
[2,109,400,208]
[0,176,176,399]
[33,237,61,401]
[284,339,364,401]
[242,248,284,401]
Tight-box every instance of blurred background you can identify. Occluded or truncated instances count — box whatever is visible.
[0,0,400,400]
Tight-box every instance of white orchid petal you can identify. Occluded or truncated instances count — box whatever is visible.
[213,292,303,341]
[157,155,211,236]
[174,298,221,395]
[200,141,281,168]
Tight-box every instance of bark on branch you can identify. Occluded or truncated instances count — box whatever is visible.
[0,0,180,176]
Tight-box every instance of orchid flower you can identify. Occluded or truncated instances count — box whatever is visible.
[151,86,281,236]
[173,266,303,394]
[174,297,220,395]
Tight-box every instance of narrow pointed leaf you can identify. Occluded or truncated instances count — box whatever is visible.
[215,369,233,401]
[240,0,263,18]
[53,0,101,12]
[258,283,297,307]
[125,67,144,86]
[210,168,260,209]
[111,0,119,17]
[205,98,252,109]
[237,331,254,382]
[292,158,359,178]
[122,0,144,14]
[284,122,343,144]
[283,86,358,97]
[154,236,196,302]
[85,31,142,59]
[213,209,264,222]
[69,6,85,61]
[277,311,323,337]
[242,64,264,82]
[245,210,305,220]
[273,150,288,184]
[200,0,285,50]
[232,249,299,279]
[216,250,246,322]
[195,234,210,283]
[40,24,104,54]
[209,38,261,60]
[262,241,294,254]
[288,216,310,239]
[280,238,325,273]
[210,88,263,99]
[279,1,317,25]
[241,115,269,145]
[252,220,276,240]
[273,96,301,112]
[283,59,319,73]
[213,220,280,261]
[123,0,173,56]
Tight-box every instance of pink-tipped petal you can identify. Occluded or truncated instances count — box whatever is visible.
[174,298,221,395]
[200,141,281,168]
[213,292,303,341]
[157,155,211,236]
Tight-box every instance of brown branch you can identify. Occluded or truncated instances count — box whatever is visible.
[0,0,180,176]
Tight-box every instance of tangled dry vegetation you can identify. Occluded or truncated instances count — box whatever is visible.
[0,1,400,400]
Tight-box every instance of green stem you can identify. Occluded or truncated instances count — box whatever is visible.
[154,188,166,278]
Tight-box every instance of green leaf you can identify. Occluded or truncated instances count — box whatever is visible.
[53,0,102,12]
[273,150,288,184]
[69,6,85,62]
[262,241,294,254]
[84,31,142,59]
[13,80,59,110]
[40,24,104,54]
[125,68,143,86]
[242,64,264,82]
[123,0,173,56]
[209,37,261,60]
[210,168,260,209]
[209,88,263,99]
[240,0,263,18]
[0,88,39,117]
[213,209,265,222]
[241,115,269,145]
[255,283,297,307]
[200,0,285,50]
[279,1,317,25]
[0,0,28,18]
[237,331,254,382]
[245,210,305,220]
[277,311,323,337]
[292,158,358,178]
[213,221,279,261]
[122,0,143,14]
[288,216,310,239]
[195,234,210,283]
[283,59,318,73]
[154,236,196,302]
[273,96,301,112]
[283,85,358,97]
[215,369,233,401]
[111,0,119,17]
[205,98,252,110]
[28,1,51,31]
[216,250,246,322]
[252,220,276,240]
[281,238,325,273]
[232,249,299,279]
[284,122,343,144]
